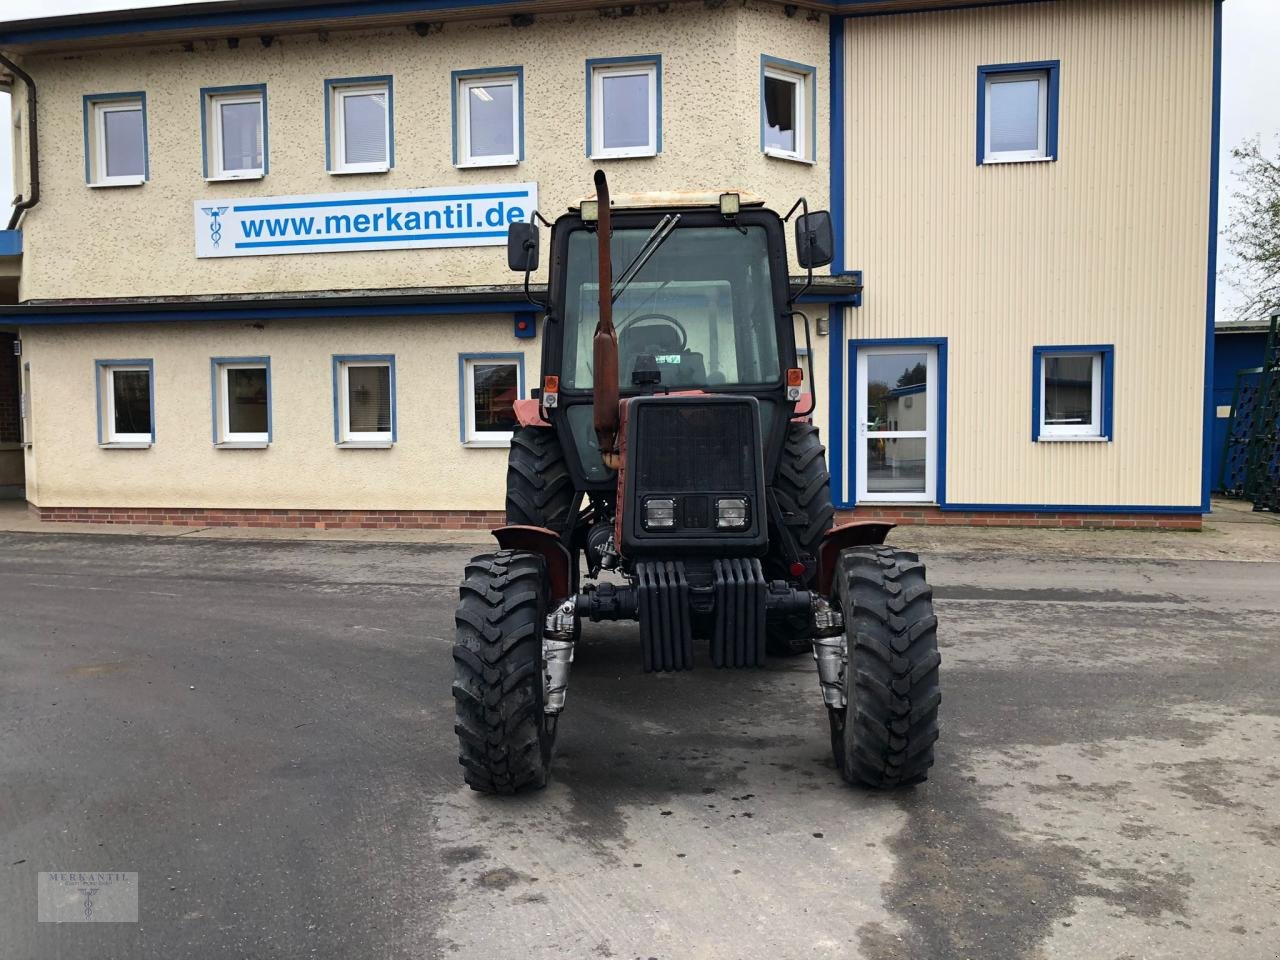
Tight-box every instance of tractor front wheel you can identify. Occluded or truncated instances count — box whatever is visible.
[829,545,941,788]
[452,550,556,794]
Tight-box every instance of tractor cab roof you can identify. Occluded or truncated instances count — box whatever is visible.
[569,189,766,213]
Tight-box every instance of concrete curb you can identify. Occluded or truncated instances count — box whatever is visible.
[1,499,1276,561]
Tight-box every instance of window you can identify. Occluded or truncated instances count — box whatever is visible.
[83,93,148,186]
[211,358,270,446]
[333,356,395,445]
[326,77,393,174]
[1033,346,1113,441]
[460,355,523,446]
[978,61,1059,165]
[202,85,267,180]
[561,225,780,391]
[587,57,661,159]
[760,56,815,163]
[95,360,154,446]
[453,69,523,167]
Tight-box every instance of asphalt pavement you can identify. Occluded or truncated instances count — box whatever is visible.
[1,531,1277,959]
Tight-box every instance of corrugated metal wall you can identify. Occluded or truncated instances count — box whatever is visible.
[838,0,1215,508]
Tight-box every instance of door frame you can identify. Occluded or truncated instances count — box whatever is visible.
[847,337,948,507]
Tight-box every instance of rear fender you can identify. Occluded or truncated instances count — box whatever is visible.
[816,521,895,597]
[492,525,573,601]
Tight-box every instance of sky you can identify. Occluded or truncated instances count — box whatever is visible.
[1,0,1278,320]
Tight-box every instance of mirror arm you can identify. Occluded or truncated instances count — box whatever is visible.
[781,197,806,222]
[519,208,553,310]
[522,264,545,310]
[788,196,814,306]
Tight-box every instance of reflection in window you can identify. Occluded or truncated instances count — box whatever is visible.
[463,358,520,445]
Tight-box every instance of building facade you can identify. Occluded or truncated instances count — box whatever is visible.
[0,0,1220,530]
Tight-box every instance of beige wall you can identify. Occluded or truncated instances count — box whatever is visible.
[838,0,1214,508]
[18,308,839,511]
[14,1,829,302]
[20,316,539,510]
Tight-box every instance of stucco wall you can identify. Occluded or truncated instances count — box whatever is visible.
[18,310,837,510]
[836,0,1215,509]
[20,316,541,510]
[15,1,829,302]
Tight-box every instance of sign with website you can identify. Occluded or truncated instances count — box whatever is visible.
[193,182,538,258]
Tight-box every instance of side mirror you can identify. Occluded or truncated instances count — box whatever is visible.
[507,221,540,272]
[794,210,833,269]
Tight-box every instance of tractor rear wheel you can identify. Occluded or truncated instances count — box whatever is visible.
[829,545,940,788]
[766,421,835,656]
[452,550,556,794]
[506,426,573,532]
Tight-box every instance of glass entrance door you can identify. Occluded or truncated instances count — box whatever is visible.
[855,345,938,503]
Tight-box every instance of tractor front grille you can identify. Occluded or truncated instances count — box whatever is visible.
[634,401,755,492]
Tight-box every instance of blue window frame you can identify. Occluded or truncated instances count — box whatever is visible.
[94,358,155,446]
[451,66,524,167]
[82,92,149,185]
[200,83,268,179]
[977,60,1060,165]
[585,55,662,159]
[210,356,272,446]
[1032,345,1114,442]
[332,354,396,445]
[324,75,394,173]
[760,55,817,163]
[458,353,525,446]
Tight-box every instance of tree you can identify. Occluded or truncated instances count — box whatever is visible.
[897,362,927,388]
[1223,137,1280,319]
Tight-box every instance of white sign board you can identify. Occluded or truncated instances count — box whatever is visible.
[194,182,538,258]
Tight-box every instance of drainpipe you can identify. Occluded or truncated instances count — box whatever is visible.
[0,52,38,231]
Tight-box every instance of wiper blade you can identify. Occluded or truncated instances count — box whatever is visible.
[612,213,680,304]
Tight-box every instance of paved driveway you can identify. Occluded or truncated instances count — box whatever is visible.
[1,532,1277,959]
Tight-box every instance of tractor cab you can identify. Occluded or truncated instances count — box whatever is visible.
[511,188,829,490]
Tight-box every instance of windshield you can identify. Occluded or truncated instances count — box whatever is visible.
[560,225,781,390]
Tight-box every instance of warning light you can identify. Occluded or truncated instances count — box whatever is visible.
[786,368,804,386]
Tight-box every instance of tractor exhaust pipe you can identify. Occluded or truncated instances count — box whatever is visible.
[592,169,621,470]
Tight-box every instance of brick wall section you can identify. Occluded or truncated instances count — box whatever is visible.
[33,505,508,530]
[836,506,1202,531]
[0,334,19,444]
[33,503,1202,531]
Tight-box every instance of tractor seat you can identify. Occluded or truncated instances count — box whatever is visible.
[619,323,706,387]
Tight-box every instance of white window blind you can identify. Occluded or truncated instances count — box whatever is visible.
[984,72,1047,162]
[342,91,388,165]
[219,100,263,173]
[347,364,391,434]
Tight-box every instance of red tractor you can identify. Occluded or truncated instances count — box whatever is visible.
[453,172,940,793]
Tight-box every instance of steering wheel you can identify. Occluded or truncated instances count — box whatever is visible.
[616,312,688,352]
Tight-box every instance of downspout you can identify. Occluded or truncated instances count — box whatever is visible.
[0,52,38,231]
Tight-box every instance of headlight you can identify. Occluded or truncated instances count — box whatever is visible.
[715,497,748,529]
[643,498,676,529]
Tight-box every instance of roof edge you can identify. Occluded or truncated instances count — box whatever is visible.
[0,0,1041,53]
